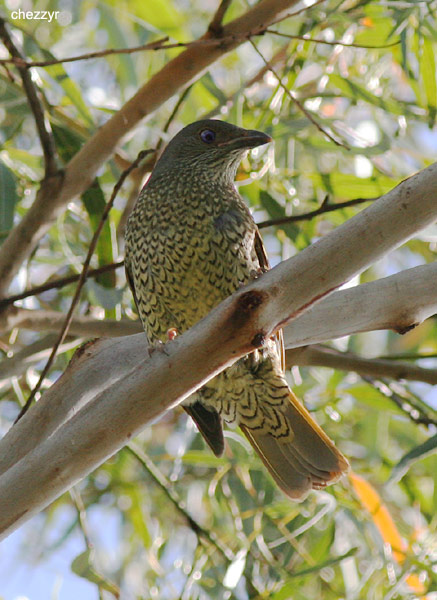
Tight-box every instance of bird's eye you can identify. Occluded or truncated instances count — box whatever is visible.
[200,129,216,144]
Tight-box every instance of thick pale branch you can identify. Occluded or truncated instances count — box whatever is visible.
[0,306,140,337]
[286,345,437,385]
[0,285,274,538]
[0,0,299,295]
[251,163,437,337]
[3,261,436,345]
[0,162,436,538]
[283,263,437,349]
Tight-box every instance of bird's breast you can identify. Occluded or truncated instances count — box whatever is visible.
[127,184,258,339]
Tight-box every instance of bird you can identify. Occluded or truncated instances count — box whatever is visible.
[124,119,349,500]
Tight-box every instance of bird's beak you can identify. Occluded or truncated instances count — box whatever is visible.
[218,129,272,149]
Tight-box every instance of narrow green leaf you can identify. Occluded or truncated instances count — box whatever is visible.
[86,279,123,310]
[0,160,17,240]
[308,172,398,198]
[389,434,437,482]
[347,384,404,414]
[259,190,299,240]
[201,73,228,105]
[71,549,120,595]
[353,5,393,46]
[44,58,94,127]
[329,74,411,117]
[420,37,437,125]
[99,4,137,88]
[127,488,152,548]
[271,548,358,599]
[82,181,115,289]
[51,123,83,163]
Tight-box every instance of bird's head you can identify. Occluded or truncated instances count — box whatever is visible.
[150,119,272,183]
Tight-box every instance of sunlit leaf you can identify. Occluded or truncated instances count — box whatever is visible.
[71,549,120,595]
[419,36,437,125]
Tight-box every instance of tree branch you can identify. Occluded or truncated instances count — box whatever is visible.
[0,36,170,67]
[208,0,233,35]
[362,377,437,427]
[126,444,234,561]
[0,161,436,538]
[0,306,140,338]
[265,29,400,49]
[286,345,437,386]
[0,261,124,308]
[282,262,437,349]
[257,196,375,229]
[0,0,301,296]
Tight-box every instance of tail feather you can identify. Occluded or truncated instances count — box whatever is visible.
[240,390,349,501]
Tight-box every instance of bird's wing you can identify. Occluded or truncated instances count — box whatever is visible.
[125,259,140,313]
[126,258,225,457]
[240,388,349,500]
[183,403,224,457]
[254,227,270,272]
[254,228,285,371]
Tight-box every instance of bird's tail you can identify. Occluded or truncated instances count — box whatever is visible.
[240,389,349,500]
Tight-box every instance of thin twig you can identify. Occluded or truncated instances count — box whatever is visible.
[126,443,234,561]
[266,29,400,49]
[0,36,170,68]
[249,39,348,148]
[269,0,327,25]
[286,345,437,386]
[0,33,244,68]
[0,17,58,176]
[69,487,121,598]
[362,376,437,427]
[208,0,233,35]
[0,261,124,308]
[201,42,291,121]
[0,22,324,70]
[257,195,374,229]
[15,149,153,423]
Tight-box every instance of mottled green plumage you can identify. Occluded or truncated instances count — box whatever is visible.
[125,120,348,499]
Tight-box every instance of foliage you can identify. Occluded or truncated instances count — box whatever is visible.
[0,0,436,598]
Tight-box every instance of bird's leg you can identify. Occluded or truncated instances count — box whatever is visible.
[147,339,167,357]
[146,328,179,358]
[167,327,179,341]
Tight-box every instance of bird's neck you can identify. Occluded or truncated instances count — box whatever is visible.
[149,161,238,190]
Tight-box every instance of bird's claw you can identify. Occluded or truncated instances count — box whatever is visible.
[147,340,169,357]
[238,268,263,288]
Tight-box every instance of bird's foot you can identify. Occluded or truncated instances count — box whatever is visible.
[238,268,264,288]
[249,267,264,280]
[147,340,168,357]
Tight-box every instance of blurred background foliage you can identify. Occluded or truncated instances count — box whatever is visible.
[0,0,436,598]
